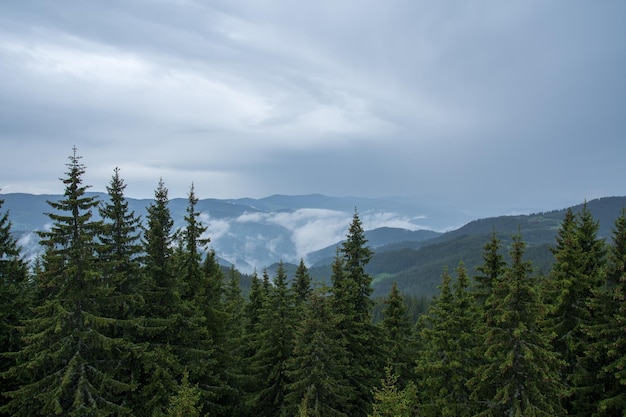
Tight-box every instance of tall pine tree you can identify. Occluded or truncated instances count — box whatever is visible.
[3,148,136,416]
[0,196,32,415]
[284,288,351,417]
[331,210,382,417]
[469,234,564,417]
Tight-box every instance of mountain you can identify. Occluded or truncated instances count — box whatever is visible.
[1,192,452,272]
[3,192,625,298]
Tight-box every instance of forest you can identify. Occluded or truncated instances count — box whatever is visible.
[1,150,625,417]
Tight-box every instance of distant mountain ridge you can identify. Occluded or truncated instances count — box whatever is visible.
[3,193,625,297]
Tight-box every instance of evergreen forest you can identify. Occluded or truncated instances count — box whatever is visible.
[2,149,626,416]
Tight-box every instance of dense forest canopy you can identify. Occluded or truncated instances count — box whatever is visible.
[1,150,625,416]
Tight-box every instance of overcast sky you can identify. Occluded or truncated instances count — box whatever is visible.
[1,0,625,217]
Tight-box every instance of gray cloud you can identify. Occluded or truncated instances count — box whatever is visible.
[1,0,625,216]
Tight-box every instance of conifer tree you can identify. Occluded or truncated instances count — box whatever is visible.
[0,196,32,415]
[172,184,224,415]
[331,210,382,417]
[241,270,265,416]
[415,263,478,417]
[3,149,136,416]
[136,178,181,416]
[292,258,312,306]
[473,230,506,305]
[284,288,352,417]
[369,366,416,417]
[249,262,295,417]
[167,371,201,417]
[581,208,626,416]
[469,234,564,417]
[380,281,415,387]
[98,167,144,318]
[546,205,606,415]
[222,265,247,416]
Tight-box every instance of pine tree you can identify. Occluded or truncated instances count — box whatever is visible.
[415,263,478,417]
[167,371,201,417]
[473,230,506,305]
[241,270,266,416]
[581,208,626,415]
[3,148,136,416]
[469,234,565,417]
[546,205,606,415]
[284,288,352,417]
[380,281,415,387]
[331,210,382,417]
[249,262,295,417]
[0,196,32,415]
[222,265,247,416]
[135,178,181,416]
[369,366,416,417]
[172,184,224,415]
[98,167,144,318]
[292,258,312,306]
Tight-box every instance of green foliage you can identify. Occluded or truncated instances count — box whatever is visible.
[469,234,565,417]
[2,149,135,416]
[331,210,383,417]
[380,282,415,386]
[369,367,416,417]
[0,196,32,415]
[167,371,201,417]
[415,263,479,417]
[284,289,352,417]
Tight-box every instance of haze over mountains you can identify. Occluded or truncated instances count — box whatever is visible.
[3,192,626,296]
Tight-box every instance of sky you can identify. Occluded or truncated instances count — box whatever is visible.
[1,0,625,218]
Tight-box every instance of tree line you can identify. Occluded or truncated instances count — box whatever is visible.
[1,149,625,416]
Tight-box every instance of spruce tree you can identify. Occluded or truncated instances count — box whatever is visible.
[136,178,180,416]
[415,263,478,417]
[3,149,136,416]
[380,281,415,387]
[473,230,506,305]
[284,289,352,417]
[222,266,247,416]
[0,196,32,415]
[249,262,295,417]
[173,184,223,416]
[546,205,606,415]
[331,210,382,417]
[369,366,416,417]
[292,258,312,306]
[98,167,144,319]
[469,234,564,417]
[582,208,626,415]
[241,270,266,416]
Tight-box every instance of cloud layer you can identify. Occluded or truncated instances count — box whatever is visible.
[1,1,625,216]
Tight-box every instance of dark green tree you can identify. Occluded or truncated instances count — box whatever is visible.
[380,281,415,387]
[135,178,181,416]
[0,196,32,415]
[98,167,144,318]
[284,288,352,417]
[473,230,506,305]
[415,263,478,417]
[581,208,626,416]
[469,234,564,417]
[222,265,247,416]
[292,258,312,306]
[3,149,135,416]
[331,210,382,417]
[249,262,295,417]
[546,205,606,415]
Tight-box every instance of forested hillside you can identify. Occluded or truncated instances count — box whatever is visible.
[2,151,626,416]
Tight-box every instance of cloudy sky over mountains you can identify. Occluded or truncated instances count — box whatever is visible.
[1,1,625,216]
